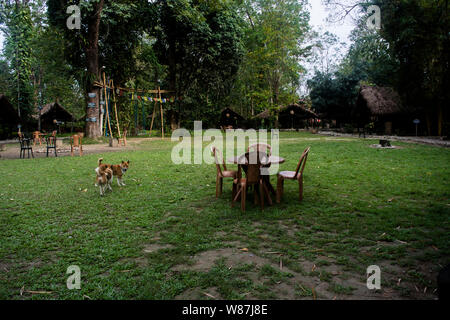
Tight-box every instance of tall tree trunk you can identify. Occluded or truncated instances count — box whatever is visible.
[168,41,179,130]
[85,0,104,138]
[437,104,443,136]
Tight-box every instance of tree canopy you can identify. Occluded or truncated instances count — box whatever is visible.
[0,0,448,136]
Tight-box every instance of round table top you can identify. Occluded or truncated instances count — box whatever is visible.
[228,155,285,165]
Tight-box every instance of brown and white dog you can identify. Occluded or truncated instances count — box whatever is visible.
[95,166,113,196]
[96,158,130,187]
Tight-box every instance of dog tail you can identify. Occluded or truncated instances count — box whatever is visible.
[98,158,104,166]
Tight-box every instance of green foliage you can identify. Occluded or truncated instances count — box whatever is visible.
[232,0,311,118]
[321,0,450,135]
[376,0,449,135]
[1,2,35,121]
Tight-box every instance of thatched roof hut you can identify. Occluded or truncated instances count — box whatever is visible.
[254,104,319,129]
[219,107,245,129]
[0,94,21,139]
[33,102,74,131]
[278,104,319,129]
[279,104,319,118]
[355,85,404,134]
[255,104,318,119]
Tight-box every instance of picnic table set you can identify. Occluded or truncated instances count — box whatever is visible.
[17,131,83,158]
[213,144,310,211]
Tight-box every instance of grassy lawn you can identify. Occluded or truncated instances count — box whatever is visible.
[0,132,449,300]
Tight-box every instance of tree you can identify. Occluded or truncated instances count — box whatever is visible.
[324,0,450,136]
[47,0,154,138]
[1,0,35,123]
[231,0,311,122]
[151,0,244,128]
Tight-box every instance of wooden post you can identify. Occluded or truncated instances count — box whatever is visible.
[158,86,164,139]
[111,80,121,140]
[103,73,113,141]
[150,101,157,132]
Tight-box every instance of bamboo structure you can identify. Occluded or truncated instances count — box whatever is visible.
[94,76,173,140]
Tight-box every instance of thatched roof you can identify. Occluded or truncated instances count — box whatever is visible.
[279,104,319,118]
[255,104,319,119]
[32,102,74,122]
[255,109,272,119]
[358,86,403,115]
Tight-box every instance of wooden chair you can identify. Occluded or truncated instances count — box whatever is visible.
[248,143,272,155]
[118,129,127,147]
[70,134,83,157]
[33,131,43,146]
[18,132,34,159]
[212,147,237,198]
[276,147,310,203]
[45,131,58,157]
[232,151,271,212]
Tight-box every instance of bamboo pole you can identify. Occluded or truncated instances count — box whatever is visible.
[150,101,157,132]
[158,86,164,139]
[111,79,121,140]
[103,73,113,140]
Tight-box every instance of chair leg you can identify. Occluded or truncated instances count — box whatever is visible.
[253,185,259,206]
[232,183,237,201]
[216,175,220,198]
[31,148,34,158]
[219,177,223,196]
[263,183,273,206]
[232,185,242,208]
[298,177,303,202]
[241,185,246,212]
[259,183,264,210]
[55,147,57,157]
[276,176,284,203]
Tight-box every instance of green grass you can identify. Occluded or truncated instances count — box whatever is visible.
[0,132,449,300]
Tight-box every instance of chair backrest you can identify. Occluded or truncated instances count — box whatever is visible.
[244,151,266,185]
[294,147,311,179]
[72,134,80,147]
[248,143,271,155]
[46,132,57,147]
[211,147,227,175]
[18,132,27,146]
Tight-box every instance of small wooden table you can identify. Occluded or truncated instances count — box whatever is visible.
[227,155,285,202]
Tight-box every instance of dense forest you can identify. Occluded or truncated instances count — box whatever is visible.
[0,0,448,137]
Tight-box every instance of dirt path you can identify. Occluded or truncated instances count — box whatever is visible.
[0,137,160,160]
[317,130,450,148]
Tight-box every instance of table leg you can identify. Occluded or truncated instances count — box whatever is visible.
[263,176,276,196]
[261,176,274,205]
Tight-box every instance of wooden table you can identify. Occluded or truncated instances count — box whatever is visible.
[227,155,285,166]
[227,154,285,203]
